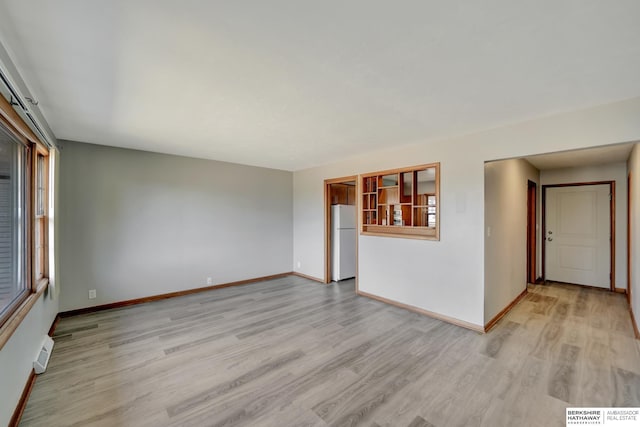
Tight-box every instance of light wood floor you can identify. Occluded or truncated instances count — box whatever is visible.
[20,277,640,426]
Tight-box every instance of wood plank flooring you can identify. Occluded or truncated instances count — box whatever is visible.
[20,277,640,426]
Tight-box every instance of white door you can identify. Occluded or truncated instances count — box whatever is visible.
[545,184,610,288]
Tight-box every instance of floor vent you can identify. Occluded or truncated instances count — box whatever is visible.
[33,336,54,374]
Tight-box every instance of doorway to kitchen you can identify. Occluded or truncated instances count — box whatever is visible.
[324,176,358,287]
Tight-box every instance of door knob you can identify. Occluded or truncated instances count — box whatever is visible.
[548,237,553,241]
[548,231,553,235]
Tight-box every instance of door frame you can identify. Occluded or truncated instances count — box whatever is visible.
[628,172,632,305]
[527,180,537,283]
[541,181,615,291]
[324,175,358,285]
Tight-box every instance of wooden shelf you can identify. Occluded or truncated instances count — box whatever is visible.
[378,187,398,205]
[361,225,438,239]
[360,163,440,240]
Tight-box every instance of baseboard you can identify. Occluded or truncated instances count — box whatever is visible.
[9,312,68,426]
[48,314,60,337]
[484,288,528,333]
[9,368,36,427]
[291,271,325,284]
[614,288,628,294]
[59,272,293,317]
[356,290,484,333]
[630,306,640,340]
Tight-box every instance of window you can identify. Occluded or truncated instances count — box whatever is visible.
[0,123,29,326]
[34,150,48,281]
[361,163,440,240]
[0,118,50,332]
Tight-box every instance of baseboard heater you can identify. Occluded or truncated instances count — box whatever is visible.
[33,336,54,374]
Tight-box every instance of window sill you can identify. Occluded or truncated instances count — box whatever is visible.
[361,225,439,240]
[0,279,49,351]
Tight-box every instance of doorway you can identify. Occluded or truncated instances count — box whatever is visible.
[527,180,537,283]
[324,176,358,285]
[542,182,615,290]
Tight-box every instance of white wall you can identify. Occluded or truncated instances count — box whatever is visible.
[58,140,293,312]
[293,96,640,328]
[484,159,539,324]
[541,162,628,289]
[628,144,640,333]
[0,290,58,426]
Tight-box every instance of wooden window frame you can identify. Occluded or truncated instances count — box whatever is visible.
[0,93,50,350]
[360,163,440,240]
[0,133,30,328]
[33,146,49,285]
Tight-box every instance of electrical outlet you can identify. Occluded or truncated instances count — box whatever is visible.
[207,277,212,285]
[297,261,301,268]
[88,289,97,299]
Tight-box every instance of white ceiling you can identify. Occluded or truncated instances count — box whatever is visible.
[1,1,640,171]
[525,142,636,170]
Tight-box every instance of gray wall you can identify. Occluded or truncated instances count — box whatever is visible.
[58,141,293,311]
[484,158,540,324]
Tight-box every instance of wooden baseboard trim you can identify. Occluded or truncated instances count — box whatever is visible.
[59,272,293,318]
[356,290,484,333]
[10,313,62,425]
[48,314,60,337]
[630,306,640,340]
[291,271,325,284]
[9,368,36,427]
[484,288,528,333]
[614,288,628,294]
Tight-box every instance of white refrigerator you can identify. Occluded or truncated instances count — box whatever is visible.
[331,205,356,281]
